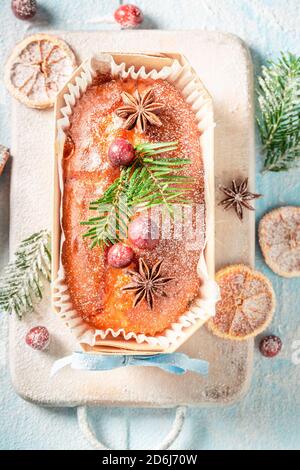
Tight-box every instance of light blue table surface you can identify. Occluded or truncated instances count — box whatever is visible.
[0,0,299,450]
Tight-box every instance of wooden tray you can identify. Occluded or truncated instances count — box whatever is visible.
[9,30,254,407]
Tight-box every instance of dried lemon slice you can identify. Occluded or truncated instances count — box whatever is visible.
[4,34,76,109]
[207,265,275,340]
[259,206,300,278]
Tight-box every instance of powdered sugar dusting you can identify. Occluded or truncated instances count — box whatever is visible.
[25,325,50,351]
[12,0,37,20]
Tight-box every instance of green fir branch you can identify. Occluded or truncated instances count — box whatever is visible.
[81,141,193,248]
[81,168,133,249]
[0,230,51,318]
[257,52,300,172]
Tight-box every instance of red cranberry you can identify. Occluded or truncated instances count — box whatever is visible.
[108,138,135,167]
[25,326,50,351]
[114,4,144,28]
[11,0,37,20]
[107,243,134,268]
[259,335,282,358]
[128,216,159,250]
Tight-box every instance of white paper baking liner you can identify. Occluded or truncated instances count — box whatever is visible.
[53,53,219,350]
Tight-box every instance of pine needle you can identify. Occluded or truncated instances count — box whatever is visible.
[257,52,300,172]
[81,141,193,248]
[81,168,133,249]
[0,230,51,318]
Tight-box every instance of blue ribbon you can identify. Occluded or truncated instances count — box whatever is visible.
[51,352,209,377]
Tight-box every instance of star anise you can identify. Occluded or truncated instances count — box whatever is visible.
[219,178,262,221]
[122,258,174,309]
[116,88,164,133]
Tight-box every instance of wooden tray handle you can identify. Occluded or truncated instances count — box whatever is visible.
[77,405,187,450]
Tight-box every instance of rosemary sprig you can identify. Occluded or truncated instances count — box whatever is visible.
[257,52,300,172]
[81,141,193,248]
[0,230,51,318]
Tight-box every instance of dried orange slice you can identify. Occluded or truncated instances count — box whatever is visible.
[207,265,275,340]
[4,34,76,109]
[259,206,300,278]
